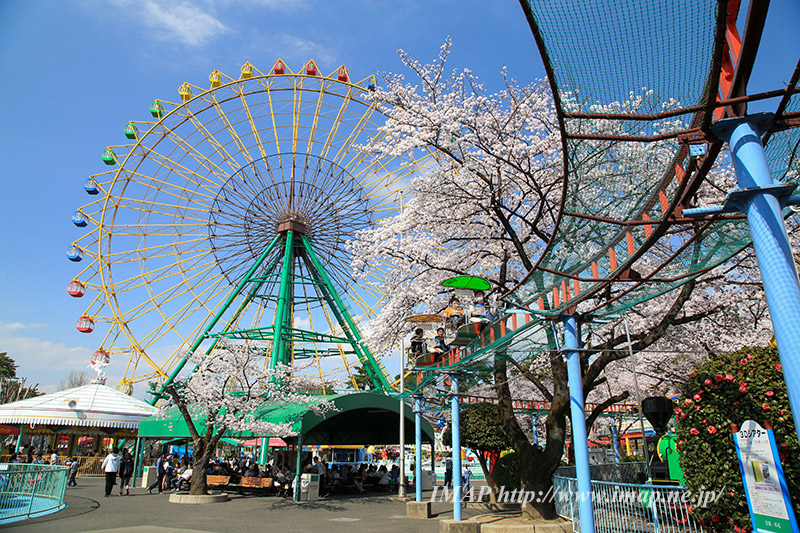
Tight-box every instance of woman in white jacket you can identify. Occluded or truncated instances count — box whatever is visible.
[101,448,121,498]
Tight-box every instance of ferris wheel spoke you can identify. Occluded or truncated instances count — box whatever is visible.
[317,86,356,163]
[183,109,245,176]
[107,249,214,291]
[326,99,379,169]
[158,119,237,184]
[102,236,210,260]
[118,262,222,321]
[69,64,430,393]
[133,279,231,349]
[208,97,257,166]
[236,84,270,162]
[122,156,221,204]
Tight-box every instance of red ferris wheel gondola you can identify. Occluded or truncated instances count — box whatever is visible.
[66,280,85,298]
[75,315,95,333]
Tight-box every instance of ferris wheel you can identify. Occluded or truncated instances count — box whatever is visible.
[66,59,432,397]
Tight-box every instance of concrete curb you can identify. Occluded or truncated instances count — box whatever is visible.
[406,501,432,519]
[168,492,230,504]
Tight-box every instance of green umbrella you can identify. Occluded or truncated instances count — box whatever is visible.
[441,276,490,291]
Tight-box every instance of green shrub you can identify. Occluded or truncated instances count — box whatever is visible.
[492,451,520,490]
[677,346,798,532]
[620,454,644,463]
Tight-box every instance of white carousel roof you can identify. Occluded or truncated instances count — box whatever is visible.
[0,380,157,429]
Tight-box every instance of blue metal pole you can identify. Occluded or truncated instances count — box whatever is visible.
[713,114,800,447]
[415,396,423,502]
[532,414,539,446]
[451,374,462,521]
[611,425,620,466]
[563,314,595,533]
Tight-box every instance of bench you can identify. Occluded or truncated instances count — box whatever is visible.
[206,475,230,488]
[228,476,274,495]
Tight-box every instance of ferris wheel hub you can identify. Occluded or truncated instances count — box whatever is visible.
[277,217,308,235]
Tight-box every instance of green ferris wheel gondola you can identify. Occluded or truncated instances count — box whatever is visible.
[67,59,436,398]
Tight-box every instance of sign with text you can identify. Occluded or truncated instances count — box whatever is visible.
[733,420,798,533]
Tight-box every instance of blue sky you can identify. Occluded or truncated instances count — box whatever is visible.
[0,0,797,393]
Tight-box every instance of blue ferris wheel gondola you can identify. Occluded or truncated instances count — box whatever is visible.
[83,178,99,195]
[66,245,83,262]
[71,211,88,227]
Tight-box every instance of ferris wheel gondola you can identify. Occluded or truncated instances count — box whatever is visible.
[65,59,435,396]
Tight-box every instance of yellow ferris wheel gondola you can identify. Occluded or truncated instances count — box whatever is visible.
[66,59,434,397]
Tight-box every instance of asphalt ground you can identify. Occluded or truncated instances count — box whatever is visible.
[6,477,483,533]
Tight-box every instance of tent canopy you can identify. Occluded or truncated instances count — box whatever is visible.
[138,392,435,446]
[0,381,157,431]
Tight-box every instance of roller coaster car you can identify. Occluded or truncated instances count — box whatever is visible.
[415,352,439,366]
[448,322,482,347]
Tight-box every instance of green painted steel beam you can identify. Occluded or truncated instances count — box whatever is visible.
[150,234,282,404]
[210,325,354,345]
[299,235,391,392]
[269,231,294,370]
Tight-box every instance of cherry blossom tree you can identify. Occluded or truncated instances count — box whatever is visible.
[161,341,335,495]
[352,40,792,520]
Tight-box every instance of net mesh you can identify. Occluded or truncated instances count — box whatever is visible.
[507,0,726,315]
[408,2,800,394]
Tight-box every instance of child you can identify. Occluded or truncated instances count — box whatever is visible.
[409,328,427,357]
[442,297,465,329]
[429,327,450,359]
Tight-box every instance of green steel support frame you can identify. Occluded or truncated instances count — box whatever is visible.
[150,234,282,404]
[152,229,391,402]
[300,235,391,392]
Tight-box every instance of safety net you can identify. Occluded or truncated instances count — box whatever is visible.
[408,1,800,394]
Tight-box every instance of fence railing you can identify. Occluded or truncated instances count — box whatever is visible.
[0,464,68,524]
[554,461,649,484]
[553,475,706,533]
[0,455,159,477]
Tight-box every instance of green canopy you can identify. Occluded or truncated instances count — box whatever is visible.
[441,276,491,291]
[138,392,435,446]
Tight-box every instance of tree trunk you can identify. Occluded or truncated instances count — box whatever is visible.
[494,354,566,520]
[189,437,214,495]
[476,451,497,504]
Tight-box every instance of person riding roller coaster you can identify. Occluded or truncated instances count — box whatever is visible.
[468,290,493,325]
[442,296,466,329]
[410,326,450,367]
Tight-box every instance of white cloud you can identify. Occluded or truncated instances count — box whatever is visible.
[0,322,46,332]
[293,316,312,330]
[234,0,309,10]
[0,334,91,392]
[104,0,229,46]
[140,0,228,46]
[275,34,337,66]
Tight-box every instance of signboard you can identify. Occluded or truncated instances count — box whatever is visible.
[733,420,799,533]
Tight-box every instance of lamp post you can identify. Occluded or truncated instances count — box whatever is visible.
[398,341,407,498]
[414,395,423,502]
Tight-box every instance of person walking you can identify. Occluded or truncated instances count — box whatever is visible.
[118,449,134,495]
[148,453,166,493]
[101,447,121,497]
[67,456,80,487]
[444,456,453,488]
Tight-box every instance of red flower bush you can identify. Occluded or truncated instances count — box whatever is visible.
[678,346,798,532]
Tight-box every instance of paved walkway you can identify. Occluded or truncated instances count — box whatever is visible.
[7,478,480,533]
